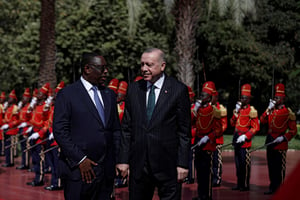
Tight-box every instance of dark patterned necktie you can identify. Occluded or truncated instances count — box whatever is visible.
[92,86,105,125]
[146,84,155,122]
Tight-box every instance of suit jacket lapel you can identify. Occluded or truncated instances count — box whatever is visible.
[150,76,171,124]
[77,81,104,126]
[138,80,147,123]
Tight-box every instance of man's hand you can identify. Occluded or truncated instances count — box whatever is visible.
[116,163,130,178]
[199,135,209,146]
[28,132,39,141]
[236,134,247,143]
[0,124,9,130]
[177,167,188,183]
[267,99,276,110]
[26,126,33,133]
[235,101,241,113]
[18,122,27,129]
[79,158,98,183]
[273,136,284,143]
[48,133,54,140]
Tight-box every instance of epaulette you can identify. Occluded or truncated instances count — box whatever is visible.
[249,106,258,118]
[288,108,296,120]
[219,104,227,117]
[12,105,18,114]
[213,105,221,119]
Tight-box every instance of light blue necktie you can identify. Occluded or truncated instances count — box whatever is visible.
[146,84,156,122]
[92,86,105,125]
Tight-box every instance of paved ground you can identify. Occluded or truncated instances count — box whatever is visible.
[0,150,299,200]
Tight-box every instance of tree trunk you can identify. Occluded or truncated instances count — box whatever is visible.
[39,0,56,89]
[174,0,200,89]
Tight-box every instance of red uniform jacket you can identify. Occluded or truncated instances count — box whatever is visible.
[17,103,31,135]
[260,105,297,150]
[194,104,222,151]
[230,105,260,148]
[26,103,49,144]
[3,104,19,135]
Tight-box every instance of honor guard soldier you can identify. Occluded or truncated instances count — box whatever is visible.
[1,90,19,167]
[211,88,227,187]
[0,92,6,156]
[108,78,119,95]
[43,81,65,191]
[230,83,260,191]
[16,88,32,170]
[26,83,50,186]
[117,81,128,123]
[260,83,297,195]
[192,81,222,200]
[115,81,128,189]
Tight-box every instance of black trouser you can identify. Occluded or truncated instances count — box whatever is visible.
[267,147,286,192]
[212,144,222,185]
[233,144,251,189]
[46,145,61,187]
[63,177,114,200]
[19,128,30,167]
[194,148,213,200]
[4,132,14,165]
[129,164,182,200]
[31,141,44,183]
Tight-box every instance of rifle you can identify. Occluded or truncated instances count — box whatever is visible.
[5,138,27,149]
[39,145,59,156]
[221,142,233,149]
[249,141,276,153]
[23,138,49,152]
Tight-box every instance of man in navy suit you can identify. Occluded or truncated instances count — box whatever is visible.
[116,48,191,200]
[53,52,121,200]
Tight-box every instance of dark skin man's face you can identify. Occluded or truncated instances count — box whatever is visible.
[200,91,211,105]
[84,56,108,86]
[274,96,284,108]
[240,95,250,106]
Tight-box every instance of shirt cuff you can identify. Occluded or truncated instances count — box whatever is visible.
[78,156,87,165]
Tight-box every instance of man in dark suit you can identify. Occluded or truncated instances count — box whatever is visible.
[53,52,121,200]
[116,48,191,200]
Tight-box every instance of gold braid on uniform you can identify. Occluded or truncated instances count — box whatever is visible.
[271,112,289,129]
[196,110,214,130]
[280,150,287,184]
[245,148,251,188]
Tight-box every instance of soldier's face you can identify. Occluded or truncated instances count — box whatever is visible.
[200,92,211,104]
[274,96,284,106]
[240,95,250,106]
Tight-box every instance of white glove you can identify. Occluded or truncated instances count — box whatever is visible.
[25,126,33,133]
[49,133,54,140]
[17,101,23,110]
[3,101,8,109]
[18,122,27,129]
[198,135,209,146]
[1,124,9,130]
[29,97,37,108]
[235,101,241,113]
[28,132,39,141]
[273,136,284,143]
[45,96,53,106]
[268,99,276,110]
[193,99,202,112]
[236,134,247,143]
